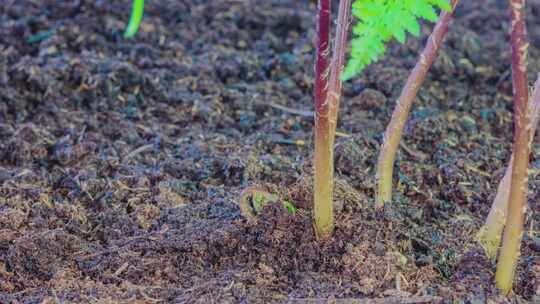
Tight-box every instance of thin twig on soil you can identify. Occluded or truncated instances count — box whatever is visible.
[267,102,314,117]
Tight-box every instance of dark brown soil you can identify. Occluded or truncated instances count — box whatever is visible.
[1,0,540,303]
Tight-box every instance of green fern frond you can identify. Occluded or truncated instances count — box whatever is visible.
[343,0,451,81]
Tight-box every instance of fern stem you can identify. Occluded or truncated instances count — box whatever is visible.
[496,0,530,294]
[479,73,540,261]
[314,0,332,240]
[375,0,459,208]
[314,0,352,239]
[314,0,331,111]
[329,0,352,125]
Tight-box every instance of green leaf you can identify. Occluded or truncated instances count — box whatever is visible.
[342,58,362,81]
[282,201,297,215]
[415,2,439,22]
[401,13,421,36]
[252,192,267,214]
[431,0,452,11]
[345,0,452,81]
[124,0,145,38]
[387,15,406,43]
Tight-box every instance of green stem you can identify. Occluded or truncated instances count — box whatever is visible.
[124,0,145,38]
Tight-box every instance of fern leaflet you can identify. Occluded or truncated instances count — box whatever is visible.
[342,0,451,81]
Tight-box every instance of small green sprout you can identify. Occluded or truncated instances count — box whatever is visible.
[239,187,297,221]
[343,0,451,80]
[124,0,145,38]
[282,201,297,215]
[251,191,269,214]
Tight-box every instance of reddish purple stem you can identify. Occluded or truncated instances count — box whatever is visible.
[314,0,331,116]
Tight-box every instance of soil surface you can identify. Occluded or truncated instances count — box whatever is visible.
[1,0,540,303]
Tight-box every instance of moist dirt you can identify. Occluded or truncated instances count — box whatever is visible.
[1,0,540,302]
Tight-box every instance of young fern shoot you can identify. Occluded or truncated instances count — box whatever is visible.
[495,0,531,294]
[478,73,540,261]
[376,0,458,207]
[314,0,352,239]
[124,0,145,38]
